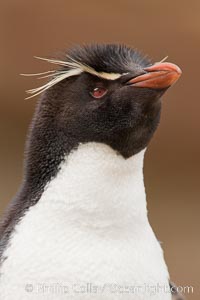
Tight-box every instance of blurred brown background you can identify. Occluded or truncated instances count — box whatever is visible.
[0,1,199,299]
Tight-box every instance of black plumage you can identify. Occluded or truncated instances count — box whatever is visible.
[0,43,183,299]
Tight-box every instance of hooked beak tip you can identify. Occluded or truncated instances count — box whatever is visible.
[127,62,182,89]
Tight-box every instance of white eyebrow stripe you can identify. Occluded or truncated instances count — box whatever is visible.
[90,71,122,80]
[25,68,83,99]
[22,56,127,99]
[20,70,57,77]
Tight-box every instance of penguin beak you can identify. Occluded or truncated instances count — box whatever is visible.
[127,62,182,89]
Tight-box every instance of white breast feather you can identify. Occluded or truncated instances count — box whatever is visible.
[0,143,171,300]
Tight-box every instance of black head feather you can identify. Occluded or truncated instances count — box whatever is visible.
[67,43,151,74]
[22,43,164,192]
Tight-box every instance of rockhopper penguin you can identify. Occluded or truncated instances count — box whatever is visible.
[0,44,182,300]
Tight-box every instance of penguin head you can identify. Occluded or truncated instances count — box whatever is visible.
[29,44,182,159]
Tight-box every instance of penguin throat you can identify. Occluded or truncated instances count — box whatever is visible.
[38,142,147,230]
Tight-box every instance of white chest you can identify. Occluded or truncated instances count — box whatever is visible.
[0,143,171,300]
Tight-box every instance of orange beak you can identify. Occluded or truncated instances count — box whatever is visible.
[127,62,182,89]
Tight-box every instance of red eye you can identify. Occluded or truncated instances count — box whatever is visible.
[91,87,107,99]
